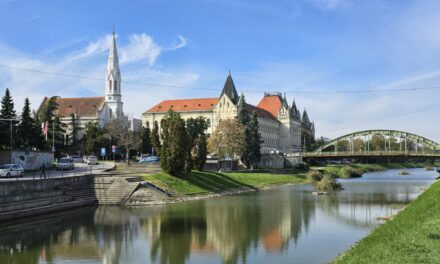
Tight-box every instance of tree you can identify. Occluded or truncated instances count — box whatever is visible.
[39,96,61,151]
[186,117,208,171]
[140,124,152,154]
[105,117,141,164]
[369,134,385,151]
[159,110,188,176]
[68,113,82,154]
[237,94,252,167]
[83,122,109,156]
[151,121,161,156]
[208,119,246,159]
[248,111,262,167]
[0,88,17,149]
[17,98,34,149]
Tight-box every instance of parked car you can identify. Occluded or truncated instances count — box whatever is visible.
[83,156,89,163]
[0,164,24,177]
[69,155,83,163]
[56,158,75,170]
[138,156,160,163]
[87,156,98,165]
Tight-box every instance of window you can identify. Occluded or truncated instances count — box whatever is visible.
[114,81,117,92]
[207,119,211,127]
[109,80,112,91]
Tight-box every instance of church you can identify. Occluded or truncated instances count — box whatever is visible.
[143,74,315,154]
[37,31,137,136]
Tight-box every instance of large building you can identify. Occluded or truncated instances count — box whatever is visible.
[142,74,315,154]
[38,30,130,135]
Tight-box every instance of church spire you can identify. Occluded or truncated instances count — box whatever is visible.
[105,28,123,118]
[220,71,239,105]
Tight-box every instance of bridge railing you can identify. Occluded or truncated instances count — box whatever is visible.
[304,151,440,157]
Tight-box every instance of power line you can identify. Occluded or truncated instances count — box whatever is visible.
[319,103,440,134]
[1,64,440,95]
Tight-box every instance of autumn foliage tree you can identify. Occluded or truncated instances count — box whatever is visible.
[208,119,246,159]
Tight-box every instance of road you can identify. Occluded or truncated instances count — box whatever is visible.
[0,162,115,182]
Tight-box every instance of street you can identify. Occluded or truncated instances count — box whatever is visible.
[0,162,114,182]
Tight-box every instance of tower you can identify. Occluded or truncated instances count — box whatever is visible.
[105,29,123,118]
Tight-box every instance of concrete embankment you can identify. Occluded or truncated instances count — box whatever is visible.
[0,175,142,222]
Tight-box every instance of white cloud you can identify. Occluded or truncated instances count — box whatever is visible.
[168,35,188,51]
[0,32,196,119]
[119,34,162,65]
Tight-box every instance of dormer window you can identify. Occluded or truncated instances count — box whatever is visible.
[184,105,187,107]
[198,104,201,107]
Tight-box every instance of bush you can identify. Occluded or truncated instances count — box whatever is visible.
[307,170,323,183]
[425,166,434,171]
[398,170,410,175]
[341,166,363,178]
[316,175,343,192]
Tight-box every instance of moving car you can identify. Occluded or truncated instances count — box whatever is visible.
[56,158,74,170]
[0,164,24,177]
[87,156,98,165]
[138,156,160,163]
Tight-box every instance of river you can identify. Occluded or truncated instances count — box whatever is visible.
[0,168,437,264]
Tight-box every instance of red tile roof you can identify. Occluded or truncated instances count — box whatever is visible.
[246,104,278,121]
[45,97,105,118]
[146,98,219,113]
[257,95,283,117]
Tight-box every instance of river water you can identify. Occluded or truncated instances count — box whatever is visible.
[0,168,438,264]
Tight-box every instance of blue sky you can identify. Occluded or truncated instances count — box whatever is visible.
[0,0,440,141]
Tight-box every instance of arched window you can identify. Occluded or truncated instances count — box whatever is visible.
[109,80,112,92]
[114,81,117,92]
[109,108,113,118]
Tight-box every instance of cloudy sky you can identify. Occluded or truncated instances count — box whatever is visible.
[0,0,439,142]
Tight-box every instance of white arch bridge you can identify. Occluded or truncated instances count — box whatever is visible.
[299,129,440,161]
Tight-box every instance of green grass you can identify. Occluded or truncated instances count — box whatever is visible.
[316,163,439,178]
[143,171,306,196]
[334,180,440,264]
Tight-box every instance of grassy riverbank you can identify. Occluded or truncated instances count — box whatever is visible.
[316,162,439,178]
[143,171,306,196]
[334,179,440,263]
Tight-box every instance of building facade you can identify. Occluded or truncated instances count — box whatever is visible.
[143,74,315,154]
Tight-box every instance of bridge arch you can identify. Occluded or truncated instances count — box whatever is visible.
[314,129,440,153]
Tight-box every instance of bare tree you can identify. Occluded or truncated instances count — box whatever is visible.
[104,117,141,165]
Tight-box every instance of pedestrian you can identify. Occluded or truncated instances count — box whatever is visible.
[40,163,46,179]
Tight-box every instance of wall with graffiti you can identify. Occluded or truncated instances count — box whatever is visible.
[0,150,54,170]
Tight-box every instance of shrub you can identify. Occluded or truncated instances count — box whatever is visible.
[425,166,434,171]
[341,166,363,178]
[316,175,343,192]
[398,170,410,175]
[307,170,323,183]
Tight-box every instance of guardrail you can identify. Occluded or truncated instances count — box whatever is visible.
[303,151,440,157]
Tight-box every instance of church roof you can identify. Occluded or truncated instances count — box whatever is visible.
[220,73,239,104]
[40,96,106,118]
[257,95,284,117]
[145,98,219,113]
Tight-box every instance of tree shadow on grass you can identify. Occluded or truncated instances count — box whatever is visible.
[180,171,258,193]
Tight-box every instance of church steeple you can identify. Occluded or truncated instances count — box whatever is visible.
[105,29,123,118]
[220,71,239,105]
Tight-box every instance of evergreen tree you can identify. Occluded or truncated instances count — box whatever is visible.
[84,122,108,155]
[0,88,17,149]
[248,111,262,168]
[151,121,161,156]
[68,113,82,154]
[31,111,45,150]
[186,117,208,171]
[160,110,188,176]
[17,98,34,148]
[237,94,253,167]
[140,124,152,154]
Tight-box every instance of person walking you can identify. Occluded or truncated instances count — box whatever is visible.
[40,164,47,179]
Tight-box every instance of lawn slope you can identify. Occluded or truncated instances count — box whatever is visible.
[334,180,440,263]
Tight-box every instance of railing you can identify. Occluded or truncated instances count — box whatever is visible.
[303,151,440,157]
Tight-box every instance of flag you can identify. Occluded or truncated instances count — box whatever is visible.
[43,121,48,140]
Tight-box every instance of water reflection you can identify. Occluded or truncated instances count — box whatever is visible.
[0,168,436,264]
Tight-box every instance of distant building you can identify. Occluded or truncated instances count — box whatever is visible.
[37,30,140,139]
[143,73,315,154]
